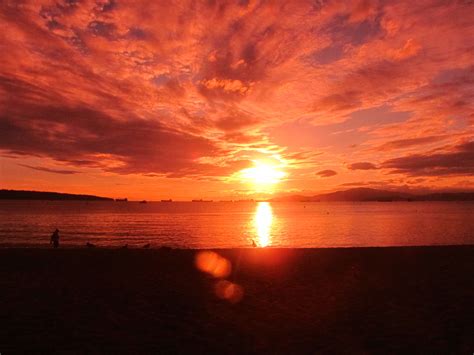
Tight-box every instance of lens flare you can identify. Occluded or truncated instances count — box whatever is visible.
[215,280,244,303]
[195,251,231,278]
[254,202,273,247]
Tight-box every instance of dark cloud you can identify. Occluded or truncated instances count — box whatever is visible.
[0,107,220,175]
[382,141,474,176]
[311,44,344,65]
[317,169,338,177]
[94,0,117,13]
[126,27,149,40]
[339,180,397,187]
[88,21,118,40]
[19,164,79,175]
[0,76,222,177]
[348,162,377,170]
[376,135,448,151]
[327,16,382,47]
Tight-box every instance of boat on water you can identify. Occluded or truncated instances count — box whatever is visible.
[160,199,173,202]
[191,199,213,202]
[115,198,128,202]
[139,200,147,204]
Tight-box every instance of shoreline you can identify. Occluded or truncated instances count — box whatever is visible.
[1,243,474,249]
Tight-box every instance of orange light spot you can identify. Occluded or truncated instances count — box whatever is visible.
[215,280,244,303]
[195,251,231,278]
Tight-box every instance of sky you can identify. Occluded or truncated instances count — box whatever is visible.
[1,0,473,200]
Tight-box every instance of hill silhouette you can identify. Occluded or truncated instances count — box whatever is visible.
[272,188,474,202]
[0,189,113,201]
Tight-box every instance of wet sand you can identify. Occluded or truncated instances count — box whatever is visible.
[0,246,473,353]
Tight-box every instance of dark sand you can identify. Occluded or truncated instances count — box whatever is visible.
[0,246,473,354]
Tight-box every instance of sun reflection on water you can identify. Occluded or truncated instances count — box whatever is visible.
[254,202,273,247]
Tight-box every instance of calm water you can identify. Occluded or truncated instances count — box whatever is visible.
[0,200,473,248]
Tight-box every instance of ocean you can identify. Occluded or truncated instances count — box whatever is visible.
[0,200,473,248]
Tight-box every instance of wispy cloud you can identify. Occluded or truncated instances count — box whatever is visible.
[19,164,80,175]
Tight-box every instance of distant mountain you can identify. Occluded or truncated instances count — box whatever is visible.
[314,188,412,201]
[272,188,474,202]
[0,189,113,201]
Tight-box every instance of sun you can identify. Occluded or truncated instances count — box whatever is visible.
[240,161,286,185]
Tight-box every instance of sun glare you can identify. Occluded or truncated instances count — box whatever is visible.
[241,161,286,185]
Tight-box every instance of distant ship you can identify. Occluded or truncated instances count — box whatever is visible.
[191,199,213,202]
[115,198,128,202]
[139,200,147,204]
[160,199,173,202]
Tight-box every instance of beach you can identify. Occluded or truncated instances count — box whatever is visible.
[0,246,473,353]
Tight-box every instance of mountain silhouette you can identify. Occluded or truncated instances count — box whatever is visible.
[272,188,474,202]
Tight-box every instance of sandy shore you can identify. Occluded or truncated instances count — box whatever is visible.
[0,246,473,353]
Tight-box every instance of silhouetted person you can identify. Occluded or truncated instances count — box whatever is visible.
[50,229,60,248]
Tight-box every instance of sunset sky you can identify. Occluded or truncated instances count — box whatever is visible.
[1,0,473,200]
